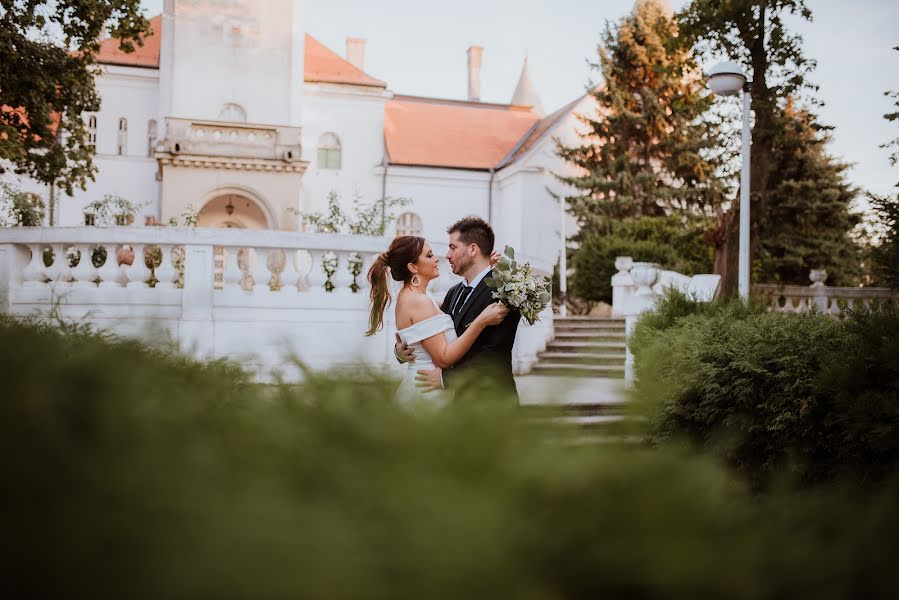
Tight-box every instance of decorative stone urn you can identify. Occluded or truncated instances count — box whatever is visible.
[809,269,828,288]
[630,262,660,296]
[614,256,633,275]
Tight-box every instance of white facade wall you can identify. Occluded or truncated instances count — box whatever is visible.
[300,85,389,218]
[165,0,304,127]
[384,167,490,242]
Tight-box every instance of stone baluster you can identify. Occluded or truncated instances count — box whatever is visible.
[22,244,47,288]
[126,244,151,288]
[154,245,178,290]
[334,251,355,293]
[70,245,98,288]
[280,248,300,292]
[45,244,72,286]
[252,247,272,292]
[307,250,328,293]
[222,246,243,291]
[97,245,122,288]
[360,252,379,292]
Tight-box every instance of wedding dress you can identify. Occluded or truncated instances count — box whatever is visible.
[395,301,458,406]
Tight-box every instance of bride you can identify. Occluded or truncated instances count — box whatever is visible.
[365,235,508,405]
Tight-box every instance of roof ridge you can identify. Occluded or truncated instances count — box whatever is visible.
[495,93,588,170]
[392,94,535,111]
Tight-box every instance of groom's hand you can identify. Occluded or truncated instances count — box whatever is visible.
[395,333,415,364]
[415,367,443,392]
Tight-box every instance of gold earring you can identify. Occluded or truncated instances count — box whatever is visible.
[411,274,421,287]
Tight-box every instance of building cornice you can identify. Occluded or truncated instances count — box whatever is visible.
[156,153,308,174]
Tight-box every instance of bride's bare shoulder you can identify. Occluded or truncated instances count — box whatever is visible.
[396,291,440,326]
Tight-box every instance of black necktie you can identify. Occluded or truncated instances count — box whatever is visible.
[453,285,473,315]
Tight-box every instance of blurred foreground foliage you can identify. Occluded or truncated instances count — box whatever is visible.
[2,316,899,599]
[632,290,899,490]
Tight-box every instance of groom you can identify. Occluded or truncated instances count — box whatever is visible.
[394,216,521,405]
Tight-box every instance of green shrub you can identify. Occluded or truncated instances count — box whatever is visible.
[3,317,899,598]
[632,294,899,490]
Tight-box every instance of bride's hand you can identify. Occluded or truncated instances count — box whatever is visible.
[476,302,509,327]
[489,250,502,267]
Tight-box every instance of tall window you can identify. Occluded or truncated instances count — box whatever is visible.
[396,212,422,237]
[147,119,157,157]
[86,115,97,151]
[218,103,247,123]
[317,132,342,170]
[117,118,128,156]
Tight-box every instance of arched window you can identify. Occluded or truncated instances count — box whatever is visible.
[147,119,158,157]
[218,103,247,123]
[117,117,128,156]
[395,212,422,237]
[86,115,97,151]
[317,132,342,170]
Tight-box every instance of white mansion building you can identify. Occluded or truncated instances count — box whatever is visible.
[12,0,595,274]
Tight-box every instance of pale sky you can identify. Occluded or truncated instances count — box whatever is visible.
[139,0,898,196]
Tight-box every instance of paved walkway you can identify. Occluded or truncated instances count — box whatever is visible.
[515,375,627,406]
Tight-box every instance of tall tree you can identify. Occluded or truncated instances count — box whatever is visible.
[757,101,860,286]
[0,1,150,197]
[557,0,727,231]
[680,0,817,294]
[868,46,899,289]
[881,46,899,169]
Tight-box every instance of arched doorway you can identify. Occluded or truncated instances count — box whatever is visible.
[198,193,270,230]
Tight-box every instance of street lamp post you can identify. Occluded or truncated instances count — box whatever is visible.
[709,60,752,299]
[559,194,567,317]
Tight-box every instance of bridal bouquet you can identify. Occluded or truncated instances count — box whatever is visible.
[485,246,552,325]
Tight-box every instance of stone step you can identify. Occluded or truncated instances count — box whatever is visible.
[554,333,626,343]
[537,352,626,366]
[529,363,626,378]
[545,341,627,352]
[554,321,626,331]
[554,317,624,322]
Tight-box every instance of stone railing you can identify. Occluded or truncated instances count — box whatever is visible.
[0,227,552,379]
[610,257,721,388]
[754,269,897,316]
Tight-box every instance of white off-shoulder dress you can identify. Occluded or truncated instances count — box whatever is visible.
[395,304,458,406]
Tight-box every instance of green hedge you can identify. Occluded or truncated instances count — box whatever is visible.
[631,291,899,489]
[3,316,899,598]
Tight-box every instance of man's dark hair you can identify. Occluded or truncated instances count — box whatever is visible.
[447,216,495,257]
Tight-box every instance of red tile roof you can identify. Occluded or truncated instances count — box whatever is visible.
[303,35,385,88]
[384,96,541,170]
[496,94,587,169]
[96,15,162,68]
[96,16,385,88]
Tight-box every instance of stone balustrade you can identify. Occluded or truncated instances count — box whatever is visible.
[611,257,721,388]
[0,227,552,380]
[754,269,897,315]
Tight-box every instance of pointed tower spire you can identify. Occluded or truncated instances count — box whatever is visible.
[510,57,544,115]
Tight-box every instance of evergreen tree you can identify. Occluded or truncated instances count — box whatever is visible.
[757,101,860,286]
[557,0,726,229]
[868,46,899,289]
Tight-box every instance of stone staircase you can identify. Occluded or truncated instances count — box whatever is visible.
[530,316,627,378]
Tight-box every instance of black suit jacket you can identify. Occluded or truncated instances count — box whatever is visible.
[440,277,520,405]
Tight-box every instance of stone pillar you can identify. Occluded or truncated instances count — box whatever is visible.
[179,244,215,359]
[0,244,30,313]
